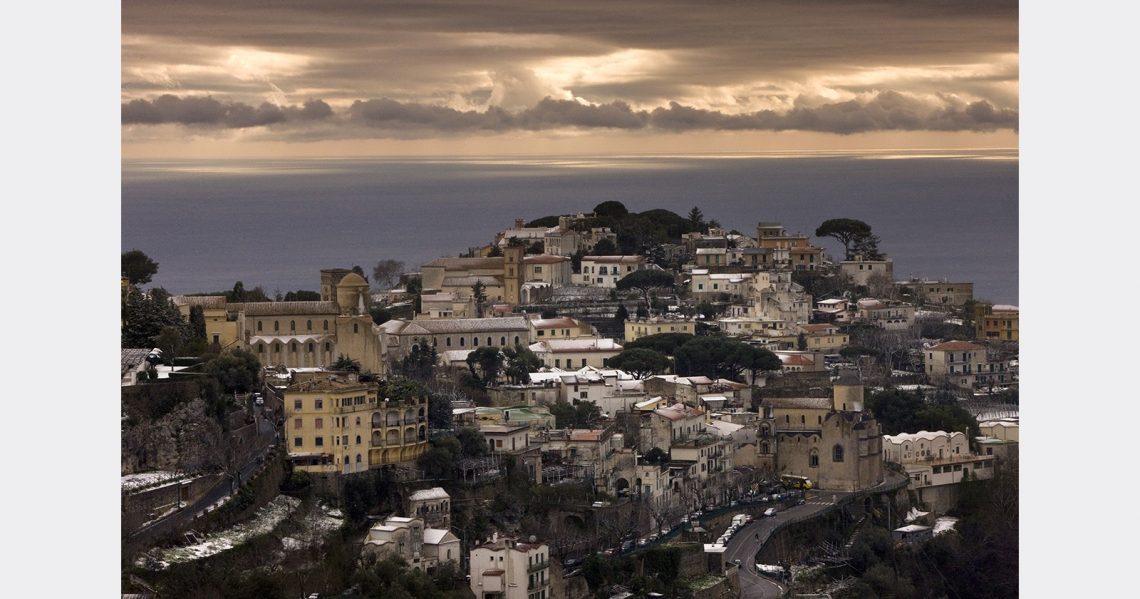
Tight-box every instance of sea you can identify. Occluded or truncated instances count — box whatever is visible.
[121,150,1018,304]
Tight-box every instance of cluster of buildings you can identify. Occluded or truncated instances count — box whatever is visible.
[156,212,1016,561]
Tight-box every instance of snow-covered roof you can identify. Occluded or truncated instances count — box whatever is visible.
[409,487,450,502]
[423,528,458,545]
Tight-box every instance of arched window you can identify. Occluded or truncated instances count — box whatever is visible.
[356,435,361,444]
[257,321,263,332]
[833,444,845,462]
[446,337,452,347]
[371,430,382,446]
[355,416,361,426]
[308,342,314,353]
[514,336,520,345]
[500,336,506,346]
[290,320,296,331]
[257,345,264,353]
[473,337,479,347]
[760,424,770,437]
[273,342,281,353]
[274,321,279,331]
[353,323,359,333]
[323,320,328,331]
[809,449,819,467]
[290,341,298,352]
[356,454,362,463]
[344,456,350,464]
[761,441,770,454]
[371,412,383,428]
[487,337,492,347]
[459,338,466,347]
[306,320,312,331]
[325,342,331,352]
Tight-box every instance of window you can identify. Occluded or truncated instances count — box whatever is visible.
[535,266,543,273]
[294,399,302,410]
[501,336,506,345]
[315,437,324,447]
[290,320,296,331]
[582,358,587,367]
[473,337,479,346]
[487,337,493,346]
[460,337,465,347]
[809,449,819,467]
[832,444,845,462]
[294,437,303,447]
[315,399,324,409]
[514,336,520,345]
[257,321,263,331]
[323,320,328,331]
[353,323,359,333]
[273,321,280,331]
[800,415,805,424]
[315,418,323,429]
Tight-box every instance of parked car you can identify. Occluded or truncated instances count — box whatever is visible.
[637,538,650,547]
[763,507,778,517]
[621,540,635,553]
[563,557,584,568]
[565,568,583,578]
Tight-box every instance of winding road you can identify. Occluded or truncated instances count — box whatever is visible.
[723,473,908,598]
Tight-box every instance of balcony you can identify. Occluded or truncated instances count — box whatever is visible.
[527,561,548,573]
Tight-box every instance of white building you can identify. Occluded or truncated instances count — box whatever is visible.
[469,534,551,599]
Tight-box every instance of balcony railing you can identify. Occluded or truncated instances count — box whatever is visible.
[527,561,548,573]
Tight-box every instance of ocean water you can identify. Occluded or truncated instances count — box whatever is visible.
[121,151,1018,304]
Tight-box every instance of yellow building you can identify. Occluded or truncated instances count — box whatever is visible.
[174,270,385,375]
[975,304,1018,341]
[623,317,696,342]
[284,374,429,475]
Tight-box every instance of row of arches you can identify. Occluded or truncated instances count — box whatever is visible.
[256,319,330,333]
[370,425,427,447]
[370,408,426,428]
[437,335,523,349]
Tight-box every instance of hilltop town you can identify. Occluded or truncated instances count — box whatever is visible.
[121,203,1018,599]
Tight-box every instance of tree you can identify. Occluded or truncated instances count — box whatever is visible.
[456,426,488,457]
[592,238,618,256]
[614,303,629,325]
[815,218,875,260]
[351,265,369,282]
[371,259,405,289]
[466,346,503,386]
[604,348,672,379]
[797,332,808,350]
[471,280,488,317]
[616,270,675,316]
[487,245,503,257]
[121,287,190,348]
[674,336,763,381]
[687,206,706,232]
[333,354,362,372]
[401,340,438,381]
[625,332,694,356]
[739,344,783,386]
[203,349,262,394]
[503,344,542,384]
[282,290,321,301]
[570,249,586,274]
[593,200,629,218]
[122,249,159,285]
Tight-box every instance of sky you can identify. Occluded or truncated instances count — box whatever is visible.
[121,0,1018,157]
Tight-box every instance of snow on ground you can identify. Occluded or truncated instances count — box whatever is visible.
[281,501,344,551]
[122,471,188,492]
[933,517,958,536]
[137,495,302,570]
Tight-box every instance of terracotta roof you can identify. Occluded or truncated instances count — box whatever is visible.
[653,404,704,421]
[764,397,832,409]
[928,341,984,352]
[799,323,838,333]
[172,295,227,308]
[423,257,505,270]
[582,255,643,264]
[232,301,340,315]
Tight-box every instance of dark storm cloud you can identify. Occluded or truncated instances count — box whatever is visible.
[122,0,1018,141]
[123,93,1016,135]
[122,95,332,127]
